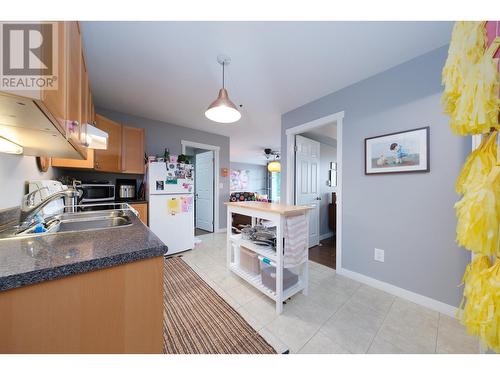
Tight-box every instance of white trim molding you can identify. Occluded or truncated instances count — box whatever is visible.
[285,110,345,271]
[181,140,221,233]
[337,268,458,317]
[181,140,220,152]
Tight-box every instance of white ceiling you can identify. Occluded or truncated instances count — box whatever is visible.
[80,21,452,164]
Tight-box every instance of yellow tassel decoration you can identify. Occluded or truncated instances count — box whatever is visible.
[451,37,500,135]
[455,131,498,194]
[459,255,492,336]
[442,22,486,117]
[455,165,500,256]
[460,258,500,352]
[444,21,500,354]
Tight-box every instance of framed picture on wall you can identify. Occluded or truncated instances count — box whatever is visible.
[365,126,430,175]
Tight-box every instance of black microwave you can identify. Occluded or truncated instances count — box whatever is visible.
[79,183,115,203]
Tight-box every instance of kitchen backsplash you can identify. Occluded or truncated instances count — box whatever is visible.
[53,168,144,189]
[0,154,54,210]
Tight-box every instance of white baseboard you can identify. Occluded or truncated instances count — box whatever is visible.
[319,232,334,241]
[216,227,227,233]
[336,268,457,317]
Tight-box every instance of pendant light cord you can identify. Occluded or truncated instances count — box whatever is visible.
[222,62,225,89]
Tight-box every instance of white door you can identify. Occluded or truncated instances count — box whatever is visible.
[195,151,214,232]
[295,135,320,247]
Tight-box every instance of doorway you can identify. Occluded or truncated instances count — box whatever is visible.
[285,111,344,271]
[195,150,214,233]
[181,140,220,235]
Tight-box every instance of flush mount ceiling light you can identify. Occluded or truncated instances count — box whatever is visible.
[0,135,23,155]
[205,55,241,124]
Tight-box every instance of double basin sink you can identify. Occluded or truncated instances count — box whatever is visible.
[0,204,136,240]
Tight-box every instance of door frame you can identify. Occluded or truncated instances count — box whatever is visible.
[181,140,220,233]
[285,110,344,271]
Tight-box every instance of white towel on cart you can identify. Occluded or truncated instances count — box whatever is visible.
[284,214,308,268]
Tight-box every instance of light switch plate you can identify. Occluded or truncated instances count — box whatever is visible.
[374,248,385,262]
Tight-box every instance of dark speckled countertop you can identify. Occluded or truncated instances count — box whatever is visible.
[0,207,167,292]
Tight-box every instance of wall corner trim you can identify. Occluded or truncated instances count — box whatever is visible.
[336,268,457,317]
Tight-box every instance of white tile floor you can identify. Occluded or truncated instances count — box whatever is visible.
[180,233,479,354]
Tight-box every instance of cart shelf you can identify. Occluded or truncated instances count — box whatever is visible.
[230,234,277,261]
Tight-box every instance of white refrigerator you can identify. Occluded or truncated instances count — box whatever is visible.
[147,161,195,255]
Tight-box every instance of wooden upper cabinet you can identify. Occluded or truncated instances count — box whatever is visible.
[51,147,94,169]
[66,21,82,127]
[94,114,122,172]
[88,86,95,124]
[81,56,89,126]
[41,21,66,133]
[51,33,94,170]
[49,22,144,174]
[122,126,145,174]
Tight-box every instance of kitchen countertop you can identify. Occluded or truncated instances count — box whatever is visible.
[0,209,166,292]
[225,201,311,216]
[115,199,148,204]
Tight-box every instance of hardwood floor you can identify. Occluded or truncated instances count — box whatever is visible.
[308,236,336,269]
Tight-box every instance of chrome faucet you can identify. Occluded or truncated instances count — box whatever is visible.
[19,187,81,226]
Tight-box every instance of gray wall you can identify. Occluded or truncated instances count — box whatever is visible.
[230,162,268,195]
[0,154,54,209]
[96,107,230,230]
[281,46,470,307]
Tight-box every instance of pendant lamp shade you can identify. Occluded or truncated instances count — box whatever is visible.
[205,55,241,124]
[205,88,241,123]
[267,161,281,173]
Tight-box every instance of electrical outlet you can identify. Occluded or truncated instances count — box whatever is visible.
[374,248,385,262]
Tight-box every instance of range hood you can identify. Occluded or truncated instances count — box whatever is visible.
[0,93,85,159]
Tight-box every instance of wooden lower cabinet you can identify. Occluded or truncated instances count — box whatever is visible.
[0,256,164,353]
[130,203,148,226]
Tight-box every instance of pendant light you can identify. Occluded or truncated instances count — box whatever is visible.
[264,148,281,172]
[205,55,241,124]
[267,160,281,173]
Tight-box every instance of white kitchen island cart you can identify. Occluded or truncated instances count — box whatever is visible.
[225,201,311,314]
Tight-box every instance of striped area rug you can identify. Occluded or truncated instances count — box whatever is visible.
[163,256,276,354]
